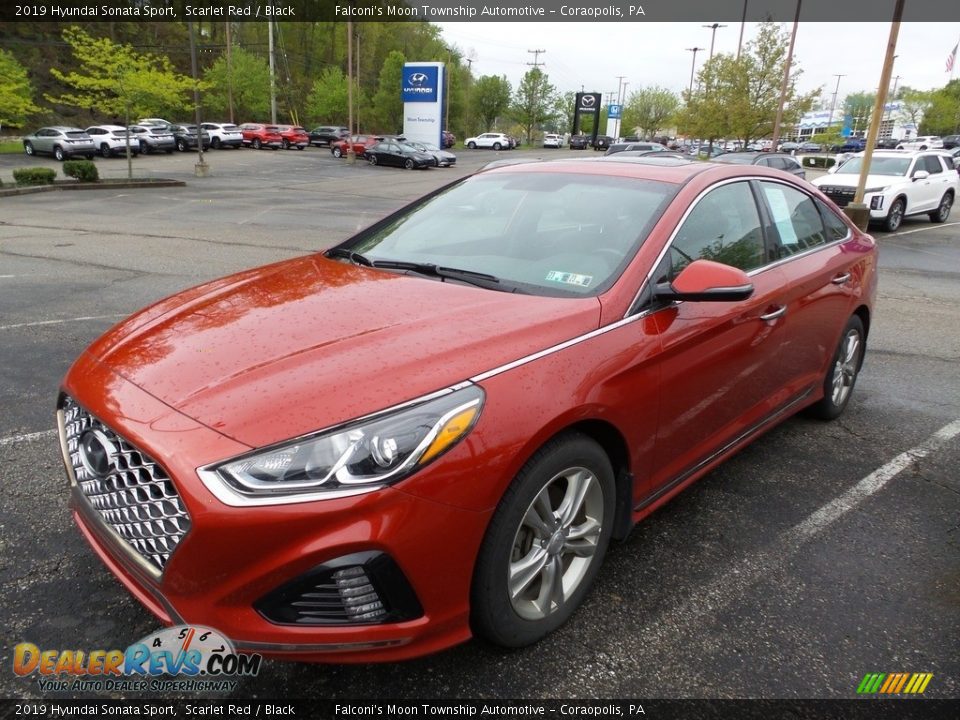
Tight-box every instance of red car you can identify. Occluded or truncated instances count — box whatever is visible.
[275,124,310,150]
[330,134,380,158]
[59,158,876,663]
[239,123,283,150]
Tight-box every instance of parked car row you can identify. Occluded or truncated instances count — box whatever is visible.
[324,133,457,169]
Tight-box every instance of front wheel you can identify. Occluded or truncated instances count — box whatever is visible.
[332,146,343,158]
[404,158,414,170]
[368,155,377,165]
[176,139,187,152]
[929,193,953,223]
[493,142,502,150]
[467,141,477,149]
[24,142,34,156]
[211,137,221,149]
[281,139,290,150]
[252,138,262,150]
[883,197,905,232]
[139,141,150,155]
[471,433,615,648]
[806,315,865,420]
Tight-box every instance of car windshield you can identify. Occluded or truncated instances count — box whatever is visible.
[416,142,440,151]
[339,171,678,297]
[836,157,910,176]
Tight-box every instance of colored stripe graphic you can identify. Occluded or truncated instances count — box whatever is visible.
[857,672,932,694]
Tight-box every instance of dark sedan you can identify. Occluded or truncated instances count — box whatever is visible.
[712,151,806,179]
[363,141,434,169]
[569,135,589,150]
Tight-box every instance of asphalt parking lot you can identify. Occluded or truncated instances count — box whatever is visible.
[0,145,958,701]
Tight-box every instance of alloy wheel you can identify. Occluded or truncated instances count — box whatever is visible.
[830,329,861,408]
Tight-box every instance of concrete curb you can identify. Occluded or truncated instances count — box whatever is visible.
[0,178,186,197]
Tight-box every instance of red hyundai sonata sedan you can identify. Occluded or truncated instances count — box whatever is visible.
[59,157,876,662]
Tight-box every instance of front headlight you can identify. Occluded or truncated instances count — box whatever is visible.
[200,385,484,506]
[863,186,888,194]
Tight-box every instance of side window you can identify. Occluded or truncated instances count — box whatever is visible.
[669,182,765,276]
[760,182,828,256]
[922,155,943,174]
[815,199,851,242]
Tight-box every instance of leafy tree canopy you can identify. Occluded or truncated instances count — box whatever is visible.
[202,46,272,123]
[0,48,39,128]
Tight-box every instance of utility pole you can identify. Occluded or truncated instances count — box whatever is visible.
[346,20,354,164]
[188,21,208,176]
[827,73,846,134]
[225,22,234,124]
[771,0,801,149]
[686,47,705,96]
[527,49,546,143]
[737,0,748,59]
[268,17,277,125]
[703,23,728,60]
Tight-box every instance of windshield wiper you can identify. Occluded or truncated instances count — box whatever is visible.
[370,260,502,288]
[325,248,374,266]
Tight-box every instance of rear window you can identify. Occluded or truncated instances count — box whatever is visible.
[65,131,88,139]
[224,125,240,131]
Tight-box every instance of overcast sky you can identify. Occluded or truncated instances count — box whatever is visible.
[437,22,960,107]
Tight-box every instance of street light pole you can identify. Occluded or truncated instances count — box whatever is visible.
[771,0,801,149]
[703,23,728,60]
[737,0,748,59]
[827,73,846,134]
[686,47,705,97]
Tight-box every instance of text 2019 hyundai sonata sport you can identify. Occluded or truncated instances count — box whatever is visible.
[59,157,876,662]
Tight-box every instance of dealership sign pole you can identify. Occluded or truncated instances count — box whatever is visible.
[402,62,446,148]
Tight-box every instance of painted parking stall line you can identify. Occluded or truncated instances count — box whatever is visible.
[886,220,960,237]
[0,313,125,331]
[0,428,57,447]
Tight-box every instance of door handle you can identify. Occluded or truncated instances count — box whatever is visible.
[759,305,787,321]
[831,272,852,285]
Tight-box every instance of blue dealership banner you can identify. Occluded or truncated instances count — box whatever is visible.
[402,65,439,103]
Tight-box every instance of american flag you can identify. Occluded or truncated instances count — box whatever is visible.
[948,42,958,73]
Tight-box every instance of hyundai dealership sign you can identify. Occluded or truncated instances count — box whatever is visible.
[402,62,446,148]
[402,66,439,103]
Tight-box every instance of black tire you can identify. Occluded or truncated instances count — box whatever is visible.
[211,137,221,149]
[24,142,34,156]
[471,433,615,648]
[493,142,502,150]
[139,140,150,155]
[164,149,174,154]
[883,197,905,232]
[332,146,343,158]
[85,154,95,161]
[404,158,414,170]
[805,315,866,421]
[100,143,112,158]
[368,155,378,166]
[282,139,290,150]
[54,145,65,161]
[467,141,477,149]
[433,157,440,167]
[252,138,262,150]
[296,145,304,151]
[176,138,187,152]
[929,192,953,223]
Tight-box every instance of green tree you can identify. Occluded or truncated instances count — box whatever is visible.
[47,26,194,121]
[202,46,271,123]
[898,87,934,130]
[510,68,559,143]
[305,66,363,125]
[471,74,511,132]
[369,50,405,133]
[677,22,816,147]
[918,80,960,134]
[623,86,680,139]
[0,48,40,129]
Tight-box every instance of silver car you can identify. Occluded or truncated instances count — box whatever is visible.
[127,124,175,154]
[85,125,139,158]
[200,122,244,149]
[22,127,96,161]
[407,141,457,167]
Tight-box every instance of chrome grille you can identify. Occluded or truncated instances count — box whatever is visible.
[819,186,856,207]
[61,396,190,572]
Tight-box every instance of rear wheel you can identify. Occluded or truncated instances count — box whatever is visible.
[281,139,290,150]
[806,315,865,420]
[471,433,614,648]
[139,140,150,155]
[211,137,221,149]
[929,192,953,223]
[54,146,65,161]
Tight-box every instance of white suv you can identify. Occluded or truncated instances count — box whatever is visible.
[896,135,944,151]
[543,133,562,149]
[465,132,511,150]
[85,125,138,158]
[813,150,957,231]
[201,122,243,149]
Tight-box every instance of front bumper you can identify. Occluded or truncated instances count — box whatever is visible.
[60,355,491,662]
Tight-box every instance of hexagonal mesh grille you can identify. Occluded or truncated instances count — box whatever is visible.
[62,395,190,572]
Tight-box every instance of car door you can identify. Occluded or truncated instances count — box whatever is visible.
[755,179,870,396]
[917,154,953,211]
[35,129,55,154]
[647,180,791,495]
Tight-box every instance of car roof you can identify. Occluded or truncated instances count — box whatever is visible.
[481,156,715,184]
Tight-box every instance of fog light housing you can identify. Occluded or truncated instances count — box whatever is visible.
[254,552,423,626]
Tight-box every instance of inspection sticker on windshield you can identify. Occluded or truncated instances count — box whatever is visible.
[545,271,593,288]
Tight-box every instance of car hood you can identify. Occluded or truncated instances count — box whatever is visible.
[84,255,601,449]
[814,173,906,188]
